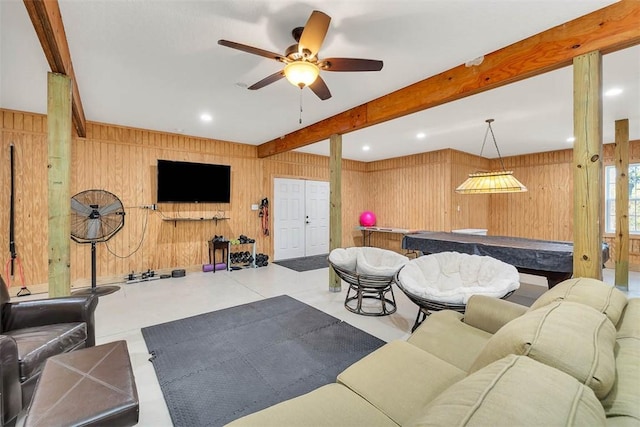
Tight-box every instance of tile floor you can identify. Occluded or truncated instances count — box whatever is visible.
[16,265,640,426]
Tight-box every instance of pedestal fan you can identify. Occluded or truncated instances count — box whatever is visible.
[71,189,125,296]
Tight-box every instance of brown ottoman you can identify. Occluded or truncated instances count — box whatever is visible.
[24,340,139,427]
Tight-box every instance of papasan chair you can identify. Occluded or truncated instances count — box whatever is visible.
[395,251,520,331]
[329,247,409,316]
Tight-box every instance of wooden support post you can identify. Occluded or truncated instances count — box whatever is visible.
[48,72,72,296]
[614,119,630,289]
[329,134,342,292]
[572,51,603,280]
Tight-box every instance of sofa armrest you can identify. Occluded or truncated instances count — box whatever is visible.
[1,295,99,347]
[1,335,22,426]
[463,295,527,334]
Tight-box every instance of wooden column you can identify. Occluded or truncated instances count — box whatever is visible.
[614,119,630,289]
[572,51,603,280]
[329,134,342,292]
[48,72,72,296]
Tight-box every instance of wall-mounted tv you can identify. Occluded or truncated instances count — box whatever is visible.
[156,159,231,203]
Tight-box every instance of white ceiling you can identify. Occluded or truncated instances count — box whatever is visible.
[1,0,638,162]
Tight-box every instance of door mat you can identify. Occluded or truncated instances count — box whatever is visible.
[273,253,329,272]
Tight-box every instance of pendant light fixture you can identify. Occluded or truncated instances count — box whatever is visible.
[455,119,527,194]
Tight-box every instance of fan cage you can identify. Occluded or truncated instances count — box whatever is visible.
[71,189,125,243]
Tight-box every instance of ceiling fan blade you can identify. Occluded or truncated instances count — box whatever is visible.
[320,58,384,72]
[218,40,284,62]
[309,76,332,100]
[248,70,286,90]
[299,11,330,58]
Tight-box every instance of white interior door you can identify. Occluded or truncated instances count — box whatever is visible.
[305,180,329,256]
[274,178,306,260]
[273,178,330,260]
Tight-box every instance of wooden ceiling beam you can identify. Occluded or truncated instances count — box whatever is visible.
[24,0,86,137]
[257,0,640,158]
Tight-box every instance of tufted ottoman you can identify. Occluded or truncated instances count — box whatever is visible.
[24,340,139,427]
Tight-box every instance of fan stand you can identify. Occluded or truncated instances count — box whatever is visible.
[72,241,120,297]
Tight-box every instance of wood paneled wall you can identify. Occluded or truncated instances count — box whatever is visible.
[261,151,369,248]
[450,150,490,231]
[360,149,490,251]
[2,107,639,288]
[489,150,574,241]
[1,110,273,287]
[0,109,370,288]
[490,143,640,270]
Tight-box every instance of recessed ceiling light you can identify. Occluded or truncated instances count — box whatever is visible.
[416,132,426,139]
[605,87,623,97]
[566,136,575,143]
[362,145,370,151]
[200,113,213,122]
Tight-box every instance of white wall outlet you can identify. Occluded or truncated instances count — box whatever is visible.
[251,204,259,211]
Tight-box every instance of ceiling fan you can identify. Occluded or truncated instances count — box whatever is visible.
[218,10,383,100]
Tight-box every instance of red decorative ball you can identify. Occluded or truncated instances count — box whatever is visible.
[359,211,376,227]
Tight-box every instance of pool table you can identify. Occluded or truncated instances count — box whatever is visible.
[402,232,610,288]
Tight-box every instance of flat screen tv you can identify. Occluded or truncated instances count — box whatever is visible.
[156,159,231,203]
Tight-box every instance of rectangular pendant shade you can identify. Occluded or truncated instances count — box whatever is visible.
[455,170,528,194]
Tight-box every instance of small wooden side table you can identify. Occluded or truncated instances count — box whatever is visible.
[208,239,229,272]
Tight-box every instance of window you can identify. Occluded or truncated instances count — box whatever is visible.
[605,163,640,233]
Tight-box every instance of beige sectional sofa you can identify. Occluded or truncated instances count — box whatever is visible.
[228,278,640,426]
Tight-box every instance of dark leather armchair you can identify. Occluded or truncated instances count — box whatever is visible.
[0,276,98,426]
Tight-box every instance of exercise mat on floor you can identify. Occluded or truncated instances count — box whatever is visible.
[273,254,329,272]
[141,295,385,427]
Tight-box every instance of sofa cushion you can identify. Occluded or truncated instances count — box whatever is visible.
[406,355,606,426]
[5,323,87,380]
[600,335,640,424]
[337,340,465,425]
[226,383,398,427]
[530,277,627,325]
[616,298,640,338]
[601,298,640,424]
[407,310,492,372]
[470,301,616,399]
[355,247,408,277]
[463,294,528,334]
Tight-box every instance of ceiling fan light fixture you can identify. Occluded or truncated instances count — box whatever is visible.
[284,61,319,88]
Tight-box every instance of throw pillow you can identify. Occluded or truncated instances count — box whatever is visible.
[470,301,616,399]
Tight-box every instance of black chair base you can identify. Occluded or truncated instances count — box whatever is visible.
[329,260,399,317]
[344,283,397,316]
[401,284,516,332]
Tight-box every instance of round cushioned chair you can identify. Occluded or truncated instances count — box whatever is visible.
[329,247,409,316]
[395,251,520,331]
